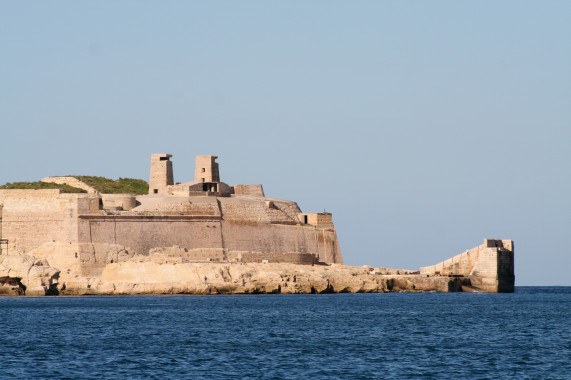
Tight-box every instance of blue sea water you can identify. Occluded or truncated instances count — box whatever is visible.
[0,287,569,379]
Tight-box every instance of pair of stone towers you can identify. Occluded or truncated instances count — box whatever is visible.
[149,154,220,195]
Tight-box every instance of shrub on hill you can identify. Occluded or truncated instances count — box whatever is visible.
[0,182,86,193]
[70,176,149,195]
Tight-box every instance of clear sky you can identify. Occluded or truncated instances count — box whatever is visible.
[1,1,569,285]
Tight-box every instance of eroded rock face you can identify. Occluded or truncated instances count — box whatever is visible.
[0,254,60,295]
[0,247,466,296]
[55,261,461,296]
[0,276,25,295]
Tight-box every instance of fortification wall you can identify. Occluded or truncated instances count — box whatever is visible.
[150,247,226,263]
[147,247,316,265]
[315,228,343,264]
[101,194,137,211]
[74,217,342,270]
[78,217,223,257]
[234,184,264,197]
[0,190,99,254]
[420,239,514,292]
[218,197,298,224]
[133,195,221,216]
[219,222,342,264]
[274,201,302,221]
[230,252,317,265]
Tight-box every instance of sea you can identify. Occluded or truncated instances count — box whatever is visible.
[0,287,569,379]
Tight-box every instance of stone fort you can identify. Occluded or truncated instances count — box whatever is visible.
[0,154,514,294]
[0,154,343,278]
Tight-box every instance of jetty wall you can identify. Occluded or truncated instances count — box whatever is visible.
[420,239,514,292]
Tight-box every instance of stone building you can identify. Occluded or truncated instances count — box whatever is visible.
[0,154,343,278]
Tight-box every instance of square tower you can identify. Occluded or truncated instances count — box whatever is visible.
[149,154,174,194]
[195,155,220,183]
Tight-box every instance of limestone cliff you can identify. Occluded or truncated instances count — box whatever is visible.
[0,244,464,296]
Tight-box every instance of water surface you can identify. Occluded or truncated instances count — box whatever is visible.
[1,287,569,379]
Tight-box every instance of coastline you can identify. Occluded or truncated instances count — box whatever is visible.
[1,260,468,296]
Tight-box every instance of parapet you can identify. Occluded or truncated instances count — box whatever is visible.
[484,239,514,251]
[0,189,63,198]
[101,194,137,211]
[420,238,514,292]
[234,184,264,197]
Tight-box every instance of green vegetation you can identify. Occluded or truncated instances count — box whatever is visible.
[0,176,149,195]
[70,176,149,195]
[0,182,86,193]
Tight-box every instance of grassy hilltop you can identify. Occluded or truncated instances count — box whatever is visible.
[70,176,148,195]
[0,182,86,193]
[0,176,149,195]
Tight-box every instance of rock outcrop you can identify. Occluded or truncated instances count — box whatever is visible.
[0,254,60,295]
[0,249,464,296]
[0,237,512,296]
[63,260,464,295]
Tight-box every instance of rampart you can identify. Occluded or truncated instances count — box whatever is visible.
[234,184,264,197]
[420,239,514,292]
[0,189,99,254]
[74,216,340,276]
[41,177,99,194]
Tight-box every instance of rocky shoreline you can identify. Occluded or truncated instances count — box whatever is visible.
[0,253,468,296]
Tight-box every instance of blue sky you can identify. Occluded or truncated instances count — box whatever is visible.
[1,1,570,285]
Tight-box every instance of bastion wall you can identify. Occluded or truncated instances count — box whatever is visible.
[420,239,514,292]
[0,188,343,276]
[77,217,341,264]
[0,190,99,254]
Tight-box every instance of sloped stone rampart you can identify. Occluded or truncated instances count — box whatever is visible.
[41,177,99,194]
[420,239,514,292]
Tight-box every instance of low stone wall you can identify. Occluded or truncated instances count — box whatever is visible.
[229,251,317,265]
[234,184,265,197]
[101,194,137,211]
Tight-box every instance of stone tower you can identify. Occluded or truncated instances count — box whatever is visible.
[194,155,220,183]
[149,154,174,194]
